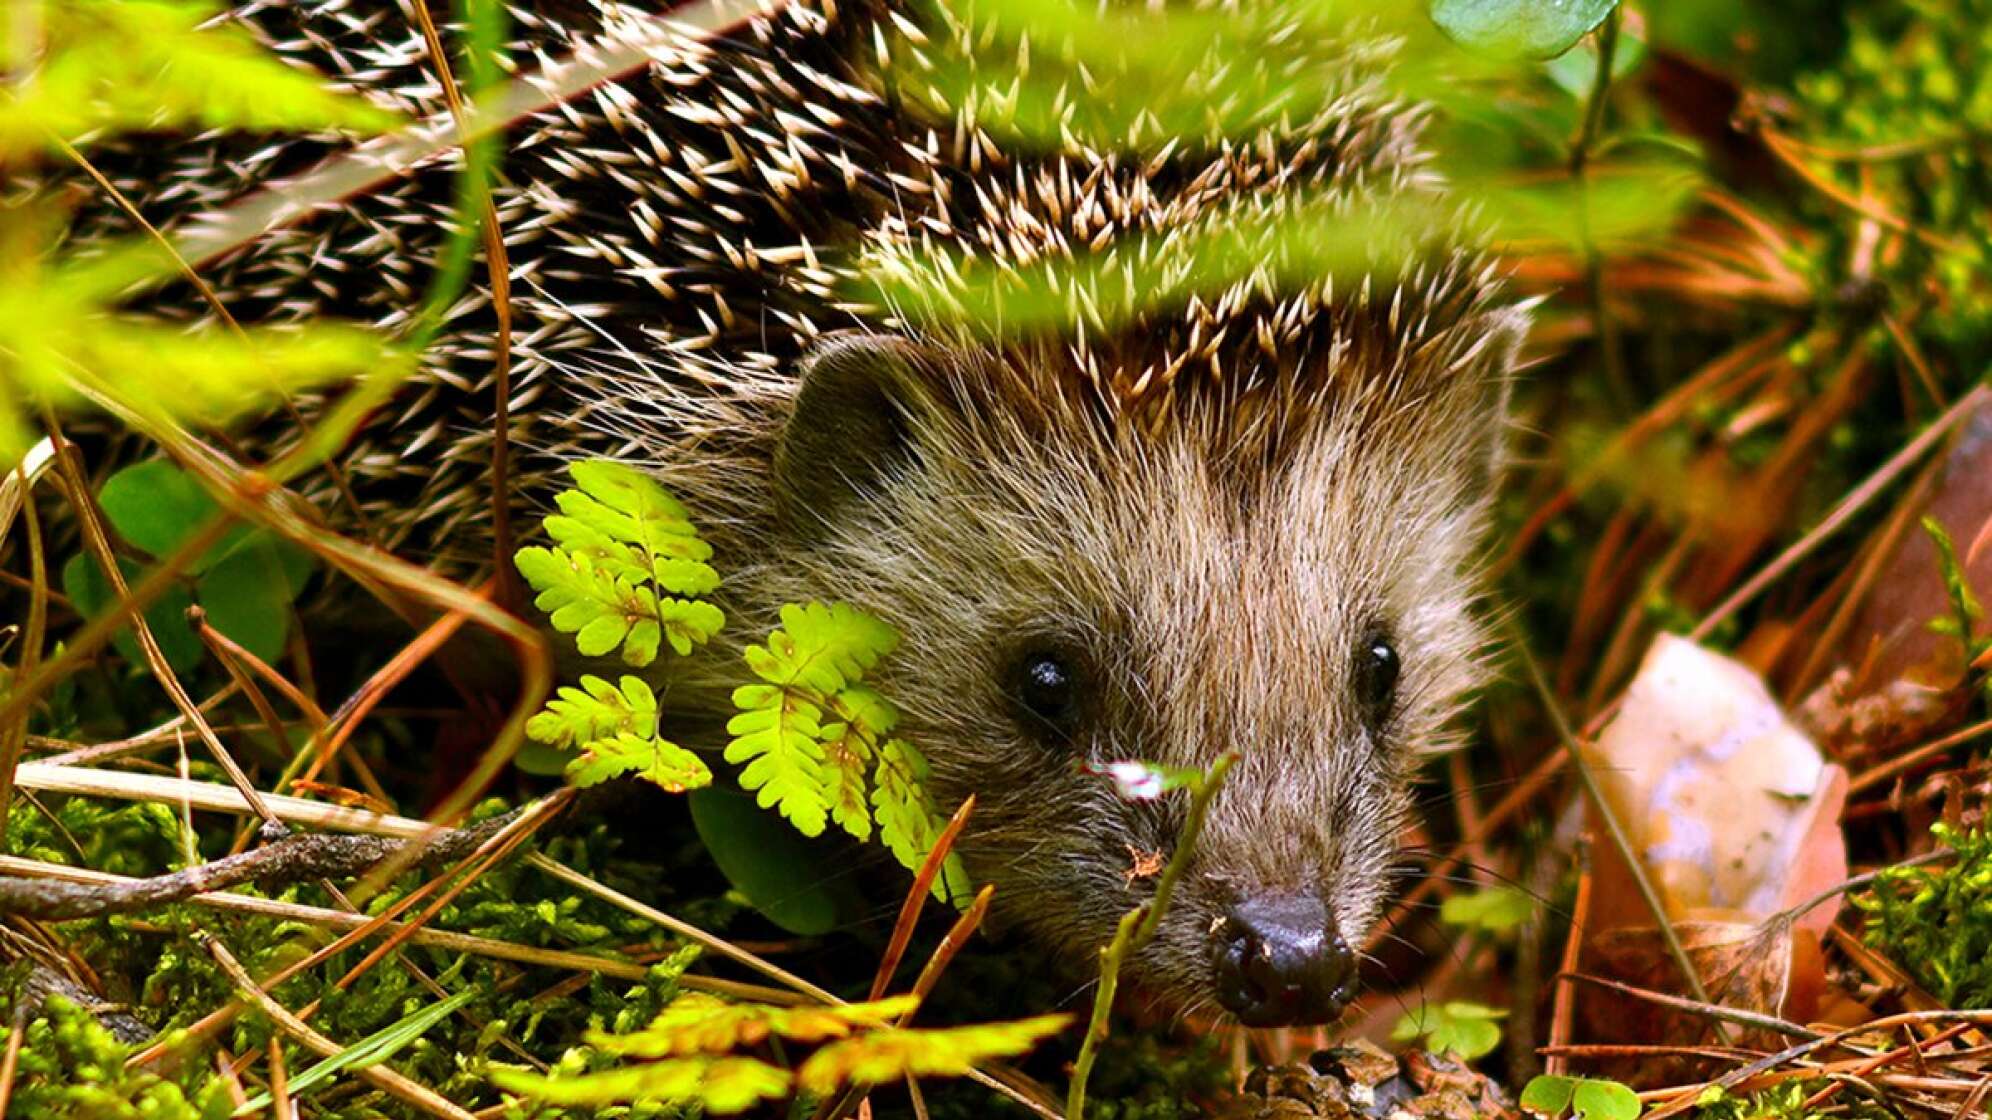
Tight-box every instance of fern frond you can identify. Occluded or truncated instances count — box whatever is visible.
[728,603,966,899]
[517,462,724,665]
[794,1015,1071,1095]
[566,732,711,792]
[514,547,722,666]
[744,602,898,692]
[724,686,832,836]
[874,737,973,901]
[590,993,918,1058]
[821,727,875,842]
[525,675,656,750]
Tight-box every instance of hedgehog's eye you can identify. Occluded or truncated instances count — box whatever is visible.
[1354,631,1399,728]
[1011,649,1083,741]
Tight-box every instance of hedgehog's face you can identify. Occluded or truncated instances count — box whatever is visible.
[767,323,1517,1025]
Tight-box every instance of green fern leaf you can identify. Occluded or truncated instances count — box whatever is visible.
[566,732,711,793]
[525,675,656,750]
[744,602,899,692]
[794,1015,1071,1095]
[724,686,832,836]
[518,462,723,664]
[590,992,918,1058]
[554,461,713,561]
[822,728,875,842]
[657,596,727,656]
[514,547,652,664]
[874,737,971,901]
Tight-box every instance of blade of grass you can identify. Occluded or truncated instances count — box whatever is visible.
[200,934,475,1120]
[235,988,478,1115]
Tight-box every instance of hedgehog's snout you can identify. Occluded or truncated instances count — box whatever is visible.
[1210,894,1358,1026]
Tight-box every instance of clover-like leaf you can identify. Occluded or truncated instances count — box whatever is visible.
[1391,1001,1505,1061]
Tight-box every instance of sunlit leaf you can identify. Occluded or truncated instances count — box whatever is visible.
[0,0,399,156]
[794,1015,1071,1094]
[492,1055,788,1114]
[1522,1074,1644,1120]
[588,992,917,1058]
[1439,885,1536,934]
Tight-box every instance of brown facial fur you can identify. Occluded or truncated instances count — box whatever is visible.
[631,294,1522,1015]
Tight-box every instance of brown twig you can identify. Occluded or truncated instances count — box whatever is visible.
[0,1006,23,1119]
[0,803,535,920]
[0,459,47,842]
[42,415,282,830]
[1692,383,1991,641]
[405,0,519,609]
[1561,972,1819,1041]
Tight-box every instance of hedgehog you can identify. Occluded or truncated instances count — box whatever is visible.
[72,0,1527,1026]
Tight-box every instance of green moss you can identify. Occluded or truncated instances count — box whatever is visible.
[1858,822,1992,1008]
[0,994,227,1120]
[1692,1079,1892,1120]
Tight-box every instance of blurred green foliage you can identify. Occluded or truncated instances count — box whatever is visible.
[1796,0,1992,365]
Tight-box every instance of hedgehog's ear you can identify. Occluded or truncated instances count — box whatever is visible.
[773,332,950,533]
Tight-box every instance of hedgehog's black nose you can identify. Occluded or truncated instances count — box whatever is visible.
[1212,896,1356,1026]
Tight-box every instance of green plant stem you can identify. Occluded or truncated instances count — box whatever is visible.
[1570,5,1630,413]
[1067,751,1238,1120]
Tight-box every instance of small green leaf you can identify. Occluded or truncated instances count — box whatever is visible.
[590,992,918,1057]
[526,675,657,751]
[795,1015,1071,1094]
[1521,1075,1642,1120]
[1522,1074,1577,1115]
[197,532,303,666]
[725,688,832,836]
[874,737,971,904]
[98,461,221,563]
[1428,0,1619,60]
[1571,1079,1642,1120]
[1924,517,1986,658]
[566,732,711,793]
[492,1055,788,1114]
[1439,885,1536,934]
[687,787,851,937]
[1391,1001,1505,1061]
[61,553,200,674]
